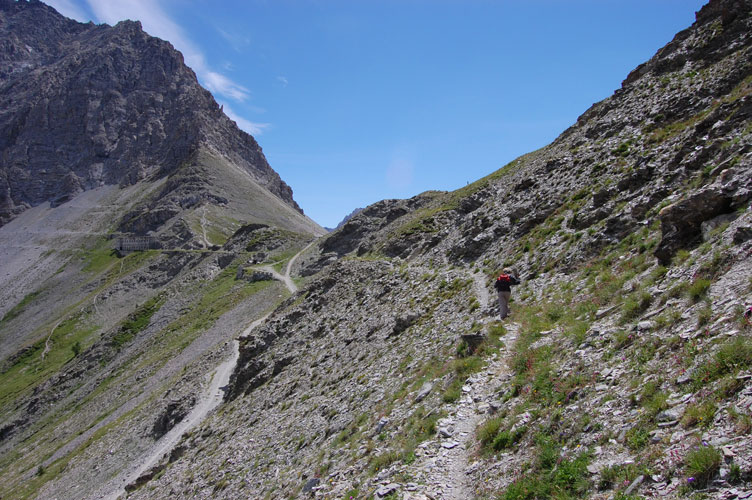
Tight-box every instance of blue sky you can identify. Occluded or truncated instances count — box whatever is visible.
[47,0,707,228]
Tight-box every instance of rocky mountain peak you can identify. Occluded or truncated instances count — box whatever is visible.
[0,0,302,229]
[622,0,751,88]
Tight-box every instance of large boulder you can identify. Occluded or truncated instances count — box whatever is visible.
[654,188,732,264]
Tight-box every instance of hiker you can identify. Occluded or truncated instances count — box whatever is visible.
[494,269,520,320]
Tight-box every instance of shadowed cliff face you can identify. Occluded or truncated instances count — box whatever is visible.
[0,0,300,227]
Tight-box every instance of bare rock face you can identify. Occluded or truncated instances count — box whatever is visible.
[0,0,300,227]
[654,188,733,264]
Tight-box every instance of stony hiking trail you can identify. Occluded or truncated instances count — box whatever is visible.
[99,340,241,500]
[259,238,317,294]
[94,241,313,500]
[401,306,520,500]
[368,270,515,500]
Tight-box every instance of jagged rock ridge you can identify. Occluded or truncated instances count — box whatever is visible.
[0,0,301,229]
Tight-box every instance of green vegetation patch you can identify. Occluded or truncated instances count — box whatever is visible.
[142,266,276,369]
[387,151,537,242]
[442,354,485,403]
[687,278,711,302]
[498,434,591,500]
[598,462,653,493]
[79,237,120,274]
[0,290,40,325]
[645,108,712,144]
[111,293,167,348]
[368,405,442,475]
[477,416,526,453]
[682,401,717,429]
[0,312,98,413]
[691,337,752,390]
[684,444,721,488]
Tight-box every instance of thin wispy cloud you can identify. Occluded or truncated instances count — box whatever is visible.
[219,101,269,136]
[85,0,250,103]
[46,0,89,22]
[277,76,289,87]
[217,28,251,53]
[204,71,250,102]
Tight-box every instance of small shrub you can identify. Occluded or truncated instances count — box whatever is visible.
[682,401,716,428]
[598,464,620,490]
[453,356,483,377]
[716,375,744,398]
[643,390,669,419]
[71,341,82,357]
[489,426,526,452]
[626,425,651,451]
[684,444,721,488]
[697,305,712,326]
[612,330,635,351]
[693,337,752,388]
[487,321,507,338]
[655,308,682,330]
[442,379,463,403]
[666,281,688,300]
[477,417,503,445]
[729,462,742,484]
[456,340,469,358]
[499,434,591,499]
[369,450,400,474]
[673,249,691,265]
[612,142,631,157]
[649,265,668,283]
[621,291,652,322]
[599,462,650,492]
[688,279,711,302]
[728,407,752,435]
[697,250,730,278]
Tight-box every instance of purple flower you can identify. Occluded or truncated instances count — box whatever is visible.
[688,477,696,483]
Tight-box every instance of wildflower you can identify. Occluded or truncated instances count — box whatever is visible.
[687,476,696,483]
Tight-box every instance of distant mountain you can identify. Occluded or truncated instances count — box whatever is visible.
[0,0,319,243]
[325,207,364,232]
[0,4,323,497]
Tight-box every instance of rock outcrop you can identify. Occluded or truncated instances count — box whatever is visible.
[0,0,301,228]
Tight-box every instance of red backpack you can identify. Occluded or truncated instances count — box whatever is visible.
[494,274,512,290]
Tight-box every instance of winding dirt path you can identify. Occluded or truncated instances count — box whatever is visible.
[95,239,316,500]
[260,238,317,294]
[405,271,516,500]
[199,206,210,249]
[101,340,241,500]
[472,272,491,311]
